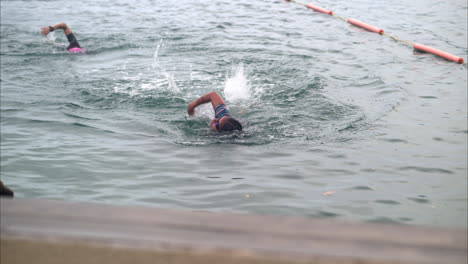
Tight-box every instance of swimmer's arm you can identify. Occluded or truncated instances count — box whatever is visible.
[187,92,226,116]
[41,23,73,36]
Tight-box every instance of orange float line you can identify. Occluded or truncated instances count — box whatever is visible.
[413,43,464,64]
[306,4,333,15]
[283,0,465,64]
[347,18,384,34]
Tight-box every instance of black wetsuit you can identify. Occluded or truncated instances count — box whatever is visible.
[66,33,81,50]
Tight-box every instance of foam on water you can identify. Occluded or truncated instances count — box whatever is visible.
[193,103,215,120]
[44,31,56,43]
[119,40,180,96]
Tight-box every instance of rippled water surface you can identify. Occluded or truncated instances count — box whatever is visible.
[1,0,467,228]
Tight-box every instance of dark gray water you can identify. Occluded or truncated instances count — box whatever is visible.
[1,0,467,228]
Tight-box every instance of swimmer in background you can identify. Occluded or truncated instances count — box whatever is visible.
[40,22,83,53]
[187,91,243,132]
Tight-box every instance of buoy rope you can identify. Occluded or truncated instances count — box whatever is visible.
[382,33,413,46]
[332,14,347,22]
[284,0,464,64]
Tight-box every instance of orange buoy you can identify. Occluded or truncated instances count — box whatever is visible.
[283,0,463,64]
[306,4,333,15]
[347,18,384,34]
[413,43,464,64]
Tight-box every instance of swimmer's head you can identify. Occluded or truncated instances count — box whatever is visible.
[68,47,85,53]
[219,117,242,132]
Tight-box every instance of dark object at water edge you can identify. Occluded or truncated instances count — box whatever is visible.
[0,181,14,197]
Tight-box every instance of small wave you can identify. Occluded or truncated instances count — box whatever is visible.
[21,117,113,134]
[367,217,406,225]
[84,43,139,55]
[376,89,401,96]
[353,78,385,88]
[374,200,401,205]
[419,95,438,99]
[175,134,273,147]
[63,102,86,109]
[398,166,454,174]
[380,138,408,143]
[135,95,186,108]
[174,118,275,146]
[407,197,430,204]
[312,211,341,219]
[71,122,95,129]
[63,112,100,121]
[350,185,374,191]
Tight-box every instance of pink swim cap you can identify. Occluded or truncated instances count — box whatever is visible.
[69,47,85,53]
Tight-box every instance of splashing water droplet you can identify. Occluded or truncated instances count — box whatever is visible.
[152,39,163,71]
[165,72,180,93]
[224,63,250,102]
[46,31,56,43]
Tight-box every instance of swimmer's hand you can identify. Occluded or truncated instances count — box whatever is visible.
[187,102,196,116]
[40,27,51,36]
[188,92,224,116]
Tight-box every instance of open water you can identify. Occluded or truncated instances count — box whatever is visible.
[1,0,467,228]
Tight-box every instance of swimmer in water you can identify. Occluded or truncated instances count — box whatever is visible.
[187,91,243,132]
[40,22,83,52]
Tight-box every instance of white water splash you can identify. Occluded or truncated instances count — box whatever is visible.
[152,39,163,70]
[194,103,215,119]
[45,31,56,43]
[148,39,180,93]
[165,72,180,92]
[224,63,250,102]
